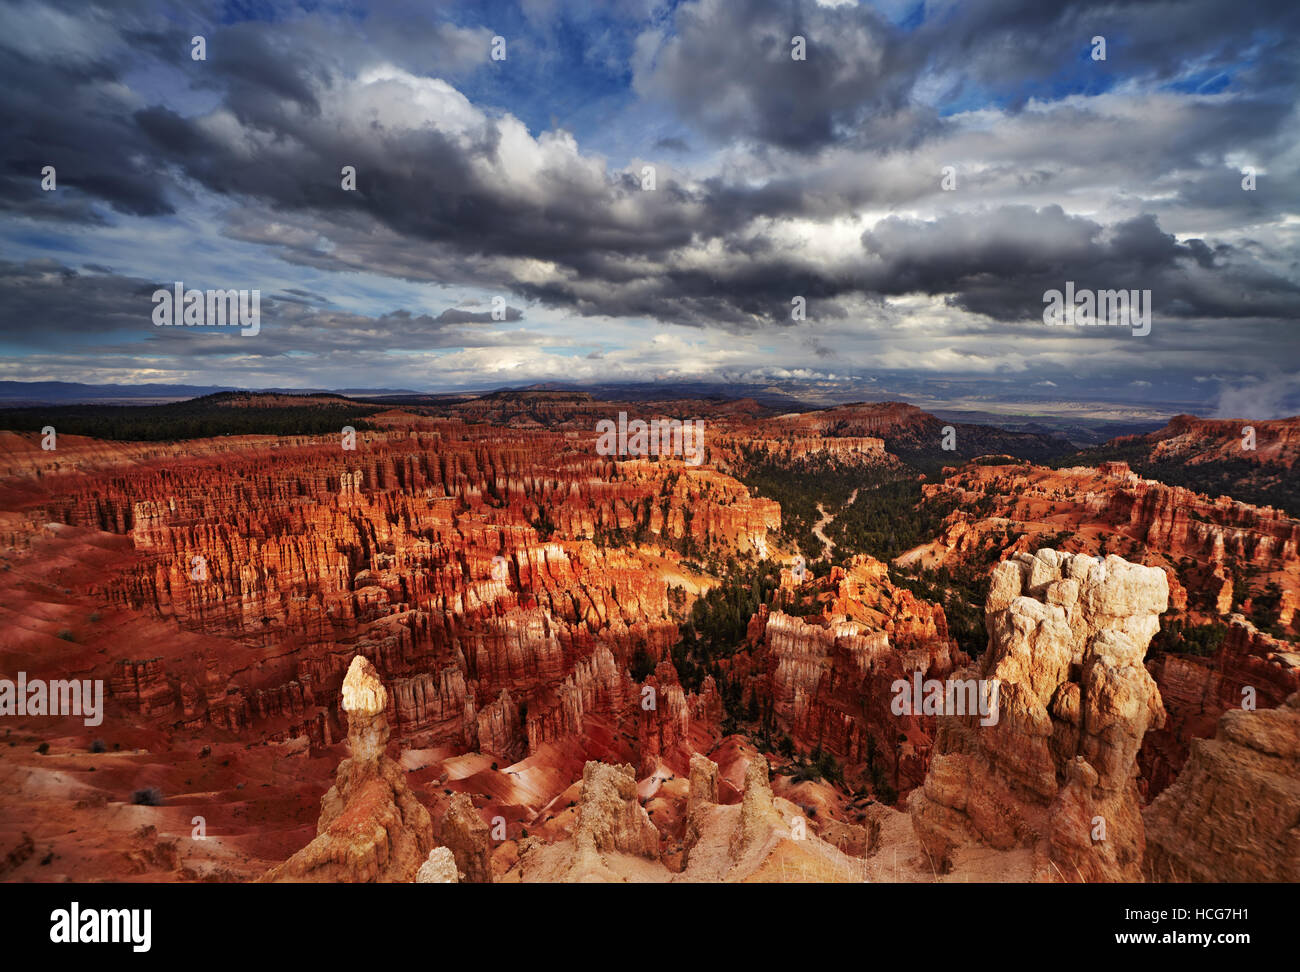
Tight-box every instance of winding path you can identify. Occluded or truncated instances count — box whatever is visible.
[811,488,858,559]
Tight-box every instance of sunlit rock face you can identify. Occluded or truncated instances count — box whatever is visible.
[737,555,967,797]
[910,549,1169,882]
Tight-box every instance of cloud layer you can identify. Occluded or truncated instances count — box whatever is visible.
[1,0,1297,415]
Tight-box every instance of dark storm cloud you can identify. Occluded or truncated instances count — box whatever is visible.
[54,0,1284,333]
[860,207,1300,323]
[0,259,164,342]
[653,137,690,152]
[0,0,492,225]
[634,0,1300,151]
[127,91,722,278]
[0,0,1296,390]
[0,26,175,220]
[220,193,1298,333]
[0,259,541,355]
[633,0,928,152]
[223,205,1297,344]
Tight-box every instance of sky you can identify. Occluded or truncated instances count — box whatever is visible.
[0,0,1297,417]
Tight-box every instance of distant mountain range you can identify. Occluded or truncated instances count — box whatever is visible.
[0,381,423,405]
[0,379,1168,446]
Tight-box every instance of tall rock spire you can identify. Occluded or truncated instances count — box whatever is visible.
[909,549,1168,881]
[261,656,434,882]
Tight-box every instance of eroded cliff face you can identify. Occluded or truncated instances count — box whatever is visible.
[1142,616,1299,794]
[261,656,434,883]
[710,430,893,473]
[909,549,1168,882]
[1117,414,1300,471]
[740,556,967,797]
[1143,692,1300,882]
[909,462,1300,587]
[9,419,748,767]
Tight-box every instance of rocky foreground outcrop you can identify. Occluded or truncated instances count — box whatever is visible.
[682,752,718,865]
[512,752,864,882]
[515,761,665,882]
[572,762,662,861]
[416,847,461,883]
[902,457,1299,804]
[677,751,865,882]
[1144,691,1300,882]
[261,657,434,882]
[435,792,493,883]
[910,549,1168,882]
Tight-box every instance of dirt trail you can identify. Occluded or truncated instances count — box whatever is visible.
[812,488,858,559]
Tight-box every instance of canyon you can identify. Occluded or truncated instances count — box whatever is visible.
[0,394,1295,882]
